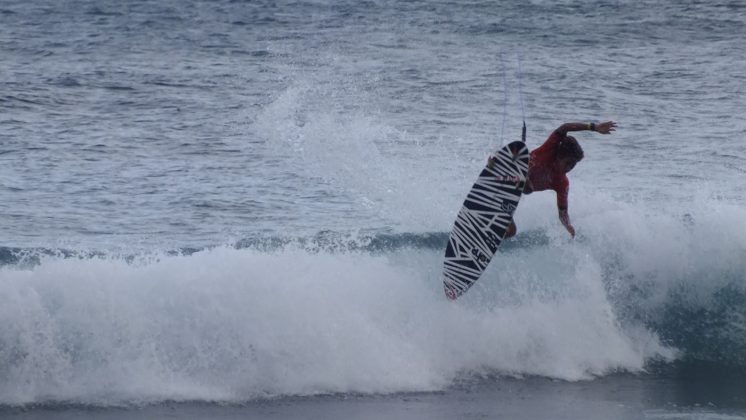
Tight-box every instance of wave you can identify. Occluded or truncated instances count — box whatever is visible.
[0,242,659,406]
[1,199,745,406]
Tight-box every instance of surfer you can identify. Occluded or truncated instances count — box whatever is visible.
[505,121,617,238]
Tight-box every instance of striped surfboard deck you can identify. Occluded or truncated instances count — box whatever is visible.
[442,141,529,300]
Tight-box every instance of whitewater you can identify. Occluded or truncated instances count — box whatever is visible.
[3,194,745,405]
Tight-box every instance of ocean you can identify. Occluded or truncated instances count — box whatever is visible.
[1,0,745,418]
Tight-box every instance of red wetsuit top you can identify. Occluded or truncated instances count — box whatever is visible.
[527,130,569,210]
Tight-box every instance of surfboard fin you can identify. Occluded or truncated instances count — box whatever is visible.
[521,121,526,143]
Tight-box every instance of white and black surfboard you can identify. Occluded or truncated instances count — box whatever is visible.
[442,141,529,300]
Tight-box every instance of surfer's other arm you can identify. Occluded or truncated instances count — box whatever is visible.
[555,121,617,135]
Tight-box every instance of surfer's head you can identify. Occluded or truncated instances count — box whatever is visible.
[557,135,584,172]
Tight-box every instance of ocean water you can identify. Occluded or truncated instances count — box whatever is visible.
[1,0,746,418]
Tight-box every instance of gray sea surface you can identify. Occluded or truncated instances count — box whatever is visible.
[2,0,746,418]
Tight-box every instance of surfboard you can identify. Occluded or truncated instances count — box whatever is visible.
[442,141,529,300]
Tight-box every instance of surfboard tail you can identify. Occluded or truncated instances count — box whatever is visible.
[444,283,458,300]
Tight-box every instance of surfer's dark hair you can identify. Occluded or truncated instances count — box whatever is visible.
[557,136,584,161]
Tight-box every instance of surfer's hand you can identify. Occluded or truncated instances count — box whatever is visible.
[595,121,617,134]
[559,209,575,238]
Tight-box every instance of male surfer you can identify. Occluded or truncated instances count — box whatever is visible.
[504,121,617,238]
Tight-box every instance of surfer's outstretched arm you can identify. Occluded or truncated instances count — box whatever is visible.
[556,121,617,135]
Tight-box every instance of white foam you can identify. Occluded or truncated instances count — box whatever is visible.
[0,237,678,406]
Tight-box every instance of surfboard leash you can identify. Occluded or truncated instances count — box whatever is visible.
[498,51,510,148]
[497,51,527,147]
[517,51,527,144]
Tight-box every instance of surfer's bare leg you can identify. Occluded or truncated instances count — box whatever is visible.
[505,221,517,238]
